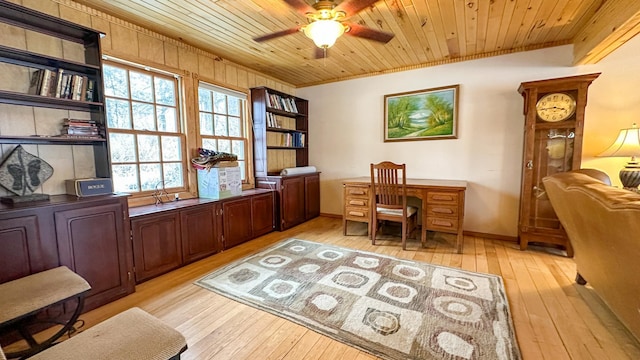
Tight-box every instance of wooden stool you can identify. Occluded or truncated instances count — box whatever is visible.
[28,307,187,360]
[0,266,91,359]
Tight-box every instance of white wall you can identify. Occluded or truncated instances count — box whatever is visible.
[297,36,640,237]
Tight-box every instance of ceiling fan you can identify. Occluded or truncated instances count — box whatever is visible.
[253,0,394,54]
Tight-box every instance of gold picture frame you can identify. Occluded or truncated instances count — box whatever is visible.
[384,84,459,142]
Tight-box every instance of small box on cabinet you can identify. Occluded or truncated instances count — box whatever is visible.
[197,166,241,199]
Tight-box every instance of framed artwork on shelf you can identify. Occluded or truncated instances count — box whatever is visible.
[384,84,459,142]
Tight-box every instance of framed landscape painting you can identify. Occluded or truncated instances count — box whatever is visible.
[384,84,459,141]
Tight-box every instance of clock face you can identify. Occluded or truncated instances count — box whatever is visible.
[535,93,576,122]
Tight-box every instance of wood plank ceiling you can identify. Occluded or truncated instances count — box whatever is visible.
[73,0,640,88]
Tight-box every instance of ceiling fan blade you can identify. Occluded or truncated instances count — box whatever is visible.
[345,23,394,43]
[334,0,379,17]
[253,27,301,42]
[283,0,316,16]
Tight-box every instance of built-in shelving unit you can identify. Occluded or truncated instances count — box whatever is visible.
[251,86,308,176]
[0,0,109,176]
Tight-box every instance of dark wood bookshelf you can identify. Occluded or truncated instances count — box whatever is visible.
[0,0,109,177]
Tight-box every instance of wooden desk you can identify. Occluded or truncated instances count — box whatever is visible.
[342,177,467,253]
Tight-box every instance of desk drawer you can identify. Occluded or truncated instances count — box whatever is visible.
[345,186,369,198]
[426,204,458,218]
[427,191,459,204]
[345,207,369,221]
[346,198,368,207]
[426,217,459,233]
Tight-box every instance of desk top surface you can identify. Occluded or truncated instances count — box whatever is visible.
[343,177,467,189]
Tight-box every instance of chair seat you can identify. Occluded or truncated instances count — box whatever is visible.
[376,205,418,217]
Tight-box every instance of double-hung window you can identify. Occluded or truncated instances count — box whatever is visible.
[103,61,186,194]
[197,83,249,182]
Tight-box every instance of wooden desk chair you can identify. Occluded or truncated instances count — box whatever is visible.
[370,161,418,250]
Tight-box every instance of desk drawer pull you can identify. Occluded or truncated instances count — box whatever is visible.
[348,211,366,217]
[432,207,454,214]
[432,219,453,227]
[432,195,454,201]
[349,200,366,206]
[349,190,366,195]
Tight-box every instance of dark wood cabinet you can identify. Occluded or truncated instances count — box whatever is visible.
[180,204,222,264]
[282,176,306,229]
[0,214,56,284]
[129,190,274,283]
[517,73,600,257]
[304,173,321,220]
[257,173,320,230]
[131,212,182,283]
[55,199,133,311]
[0,195,133,311]
[222,192,275,249]
[223,198,253,249]
[251,192,275,237]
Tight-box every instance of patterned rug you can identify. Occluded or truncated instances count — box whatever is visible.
[195,239,521,360]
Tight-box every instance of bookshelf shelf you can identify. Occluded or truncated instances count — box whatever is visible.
[0,135,106,145]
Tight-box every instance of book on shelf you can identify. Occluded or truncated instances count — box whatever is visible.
[26,68,93,102]
[266,92,299,114]
[28,69,43,95]
[61,118,102,138]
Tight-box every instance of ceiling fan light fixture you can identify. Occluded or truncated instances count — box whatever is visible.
[303,20,346,48]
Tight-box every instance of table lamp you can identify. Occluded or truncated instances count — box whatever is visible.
[598,123,640,189]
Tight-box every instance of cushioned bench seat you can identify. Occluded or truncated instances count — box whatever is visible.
[29,307,187,360]
[0,266,91,358]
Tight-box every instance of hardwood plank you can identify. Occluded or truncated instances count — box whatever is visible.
[59,216,639,360]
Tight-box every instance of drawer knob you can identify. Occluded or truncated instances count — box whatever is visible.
[349,200,365,206]
[350,190,365,195]
[348,211,365,217]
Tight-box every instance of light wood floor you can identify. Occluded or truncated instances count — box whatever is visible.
[78,216,640,360]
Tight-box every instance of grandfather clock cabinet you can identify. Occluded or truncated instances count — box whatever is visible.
[517,73,600,257]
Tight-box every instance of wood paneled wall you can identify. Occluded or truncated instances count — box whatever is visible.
[0,0,296,203]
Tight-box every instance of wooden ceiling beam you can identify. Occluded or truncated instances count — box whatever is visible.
[573,0,640,65]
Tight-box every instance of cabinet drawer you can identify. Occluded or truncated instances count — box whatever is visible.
[427,191,459,204]
[345,186,369,198]
[345,207,369,221]
[426,204,458,218]
[426,217,459,233]
[346,198,369,207]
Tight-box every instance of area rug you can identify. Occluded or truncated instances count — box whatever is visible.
[195,239,521,360]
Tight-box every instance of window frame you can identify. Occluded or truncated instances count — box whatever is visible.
[197,81,252,185]
[103,59,188,198]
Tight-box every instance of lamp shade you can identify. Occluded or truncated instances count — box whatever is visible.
[303,20,346,48]
[598,123,640,158]
[598,123,640,189]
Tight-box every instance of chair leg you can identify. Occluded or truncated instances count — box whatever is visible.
[401,222,407,250]
[371,220,377,245]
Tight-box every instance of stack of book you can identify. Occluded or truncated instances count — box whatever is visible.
[60,118,102,139]
[28,69,96,102]
[265,92,299,113]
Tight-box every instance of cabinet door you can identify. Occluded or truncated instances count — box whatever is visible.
[223,197,253,249]
[131,213,182,283]
[55,202,133,311]
[281,176,305,229]
[181,205,220,263]
[252,192,274,238]
[304,174,320,220]
[0,214,57,284]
